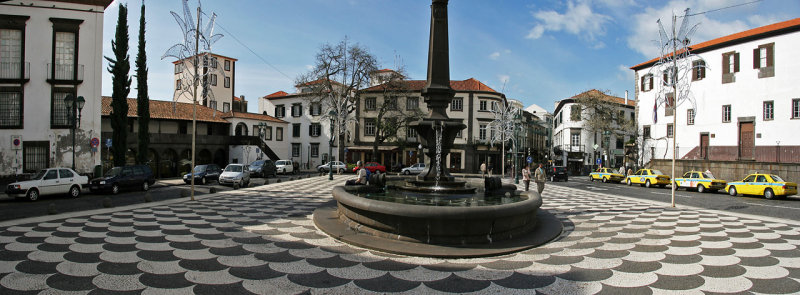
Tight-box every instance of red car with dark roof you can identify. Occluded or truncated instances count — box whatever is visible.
[353,162,386,174]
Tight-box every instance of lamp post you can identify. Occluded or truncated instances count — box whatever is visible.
[514,112,521,184]
[328,110,336,180]
[64,94,85,170]
[418,143,423,164]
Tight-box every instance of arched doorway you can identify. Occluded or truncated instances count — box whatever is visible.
[147,149,158,177]
[160,149,178,178]
[198,149,212,165]
[235,122,248,136]
[214,149,227,168]
[179,149,192,175]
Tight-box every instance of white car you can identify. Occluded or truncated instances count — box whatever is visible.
[5,168,88,201]
[401,163,426,175]
[275,160,295,174]
[218,164,250,188]
[317,161,346,173]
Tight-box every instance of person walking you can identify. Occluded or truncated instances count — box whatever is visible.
[488,162,493,177]
[522,164,532,191]
[534,163,546,194]
[480,161,487,178]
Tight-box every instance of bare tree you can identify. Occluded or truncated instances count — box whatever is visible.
[487,99,521,177]
[573,89,637,167]
[364,68,425,163]
[296,37,378,162]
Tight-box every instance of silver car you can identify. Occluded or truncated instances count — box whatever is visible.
[317,161,346,173]
[218,164,250,188]
[401,163,426,175]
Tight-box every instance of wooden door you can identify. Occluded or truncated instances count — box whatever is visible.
[739,122,754,159]
[699,134,709,159]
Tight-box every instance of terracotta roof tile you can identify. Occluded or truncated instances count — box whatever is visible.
[220,111,286,123]
[632,17,800,70]
[265,91,289,99]
[101,97,229,123]
[570,89,634,106]
[363,78,498,93]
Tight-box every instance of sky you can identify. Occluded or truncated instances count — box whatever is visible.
[101,0,800,113]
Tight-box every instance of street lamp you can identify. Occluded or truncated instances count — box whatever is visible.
[328,110,336,180]
[514,112,521,184]
[418,143,423,164]
[64,94,85,170]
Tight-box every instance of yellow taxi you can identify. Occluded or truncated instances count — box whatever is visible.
[725,173,797,200]
[674,170,727,193]
[626,169,671,188]
[590,168,625,183]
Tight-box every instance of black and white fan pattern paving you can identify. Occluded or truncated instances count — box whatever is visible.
[1,175,798,294]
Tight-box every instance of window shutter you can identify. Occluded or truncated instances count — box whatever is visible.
[649,75,653,89]
[700,64,705,78]
[722,53,730,74]
[663,72,668,84]
[734,52,740,72]
[309,125,312,136]
[753,48,760,69]
[640,76,645,91]
[767,43,774,67]
[692,64,698,81]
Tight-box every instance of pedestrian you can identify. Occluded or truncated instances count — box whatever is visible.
[705,169,714,179]
[618,166,624,174]
[534,163,546,195]
[346,161,368,186]
[488,162,493,177]
[522,164,532,191]
[480,161,487,178]
[627,167,633,177]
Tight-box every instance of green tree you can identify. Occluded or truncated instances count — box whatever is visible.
[106,3,131,167]
[135,1,150,165]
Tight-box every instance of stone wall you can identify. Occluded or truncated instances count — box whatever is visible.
[649,159,800,183]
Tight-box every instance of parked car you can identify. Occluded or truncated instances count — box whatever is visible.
[183,164,222,185]
[547,166,569,182]
[590,168,624,183]
[275,160,295,174]
[353,162,386,174]
[401,163,426,175]
[218,164,250,188]
[726,173,797,199]
[626,169,670,188]
[317,161,346,173]
[249,160,277,178]
[674,170,726,193]
[90,165,155,195]
[6,168,88,201]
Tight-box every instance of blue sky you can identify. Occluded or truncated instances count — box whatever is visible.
[102,0,800,113]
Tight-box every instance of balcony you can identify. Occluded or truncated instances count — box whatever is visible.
[47,63,84,84]
[0,62,30,83]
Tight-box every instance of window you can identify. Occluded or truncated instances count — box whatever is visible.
[210,57,218,68]
[763,101,774,121]
[0,90,22,128]
[491,101,498,111]
[223,102,230,113]
[365,97,376,110]
[54,31,76,80]
[406,127,417,138]
[276,127,283,141]
[570,105,581,121]
[616,137,623,149]
[209,74,217,86]
[407,97,419,110]
[722,51,739,84]
[722,105,731,123]
[754,43,775,78]
[793,99,800,119]
[643,125,651,139]
[570,129,580,146]
[291,103,302,117]
[665,93,674,117]
[174,63,183,74]
[451,98,463,111]
[385,97,397,110]
[364,119,376,136]
[59,169,74,179]
[479,100,488,111]
[1,27,24,79]
[667,123,673,138]
[662,66,677,86]
[292,123,301,137]
[275,105,285,118]
[175,79,181,90]
[291,143,300,157]
[209,100,217,110]
[50,88,74,128]
[687,109,695,125]
[224,76,230,88]
[640,74,653,92]
[310,123,321,137]
[692,60,706,81]
[179,122,187,134]
[311,143,320,158]
[23,141,49,173]
[224,60,230,71]
[479,124,487,140]
[265,126,272,140]
[310,103,321,116]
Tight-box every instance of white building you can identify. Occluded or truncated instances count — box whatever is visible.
[173,52,237,113]
[552,90,635,175]
[0,0,112,176]
[525,103,553,159]
[631,18,800,164]
[222,111,288,165]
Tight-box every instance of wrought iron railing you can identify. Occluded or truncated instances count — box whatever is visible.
[0,62,29,79]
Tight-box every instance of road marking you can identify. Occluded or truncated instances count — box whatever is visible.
[742,201,800,211]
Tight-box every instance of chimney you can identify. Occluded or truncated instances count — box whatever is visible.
[624,90,628,105]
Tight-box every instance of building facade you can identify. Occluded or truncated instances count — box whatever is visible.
[0,0,113,176]
[631,18,800,165]
[172,52,237,113]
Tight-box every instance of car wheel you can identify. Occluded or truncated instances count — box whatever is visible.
[697,185,705,193]
[627,179,632,186]
[590,176,594,182]
[201,177,207,185]
[645,180,652,188]
[338,168,344,174]
[26,189,39,201]
[112,184,120,195]
[729,186,737,196]
[69,185,81,198]
[319,168,324,173]
[403,170,410,175]
[764,188,775,200]
[142,181,149,191]
[602,177,608,183]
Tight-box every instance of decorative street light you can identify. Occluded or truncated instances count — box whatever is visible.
[329,109,337,180]
[418,143,423,164]
[64,94,85,170]
[514,112,521,184]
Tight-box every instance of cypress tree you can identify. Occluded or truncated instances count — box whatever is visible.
[135,1,150,165]
[106,3,131,167]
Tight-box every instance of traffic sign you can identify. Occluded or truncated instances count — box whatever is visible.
[596,158,602,165]
[526,156,532,164]
[105,138,112,148]
[90,137,100,147]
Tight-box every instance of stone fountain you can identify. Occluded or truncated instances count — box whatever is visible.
[313,0,561,257]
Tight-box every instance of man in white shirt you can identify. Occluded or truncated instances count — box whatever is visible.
[356,161,368,185]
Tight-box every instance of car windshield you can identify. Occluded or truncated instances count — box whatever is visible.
[225,165,243,172]
[702,172,715,179]
[32,169,48,180]
[193,165,208,172]
[105,167,123,177]
[250,161,264,167]
[771,175,785,182]
[651,170,664,175]
[276,161,287,165]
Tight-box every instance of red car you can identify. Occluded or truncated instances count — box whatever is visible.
[353,162,386,174]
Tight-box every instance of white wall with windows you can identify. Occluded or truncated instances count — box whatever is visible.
[0,0,111,175]
[173,53,236,112]
[259,93,336,169]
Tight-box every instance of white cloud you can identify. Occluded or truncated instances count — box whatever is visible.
[525,1,612,47]
[616,64,633,81]
[305,64,314,70]
[489,52,501,60]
